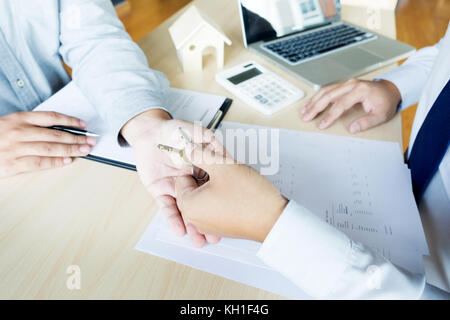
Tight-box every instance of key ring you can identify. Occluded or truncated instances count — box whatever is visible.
[195,171,209,181]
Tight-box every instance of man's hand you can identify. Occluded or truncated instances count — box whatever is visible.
[0,111,95,178]
[121,109,222,247]
[301,79,402,133]
[175,144,288,243]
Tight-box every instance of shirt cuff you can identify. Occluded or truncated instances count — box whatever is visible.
[257,200,352,298]
[257,200,427,299]
[114,105,173,147]
[375,65,425,111]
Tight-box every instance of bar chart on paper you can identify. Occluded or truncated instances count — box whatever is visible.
[260,125,428,271]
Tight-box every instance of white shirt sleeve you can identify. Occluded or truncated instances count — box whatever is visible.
[257,200,450,299]
[377,38,443,111]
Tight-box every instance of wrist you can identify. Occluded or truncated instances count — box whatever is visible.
[253,196,289,242]
[121,109,171,146]
[378,79,402,107]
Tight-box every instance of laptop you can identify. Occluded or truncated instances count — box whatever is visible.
[238,0,415,89]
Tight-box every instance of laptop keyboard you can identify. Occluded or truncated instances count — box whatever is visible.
[263,24,376,64]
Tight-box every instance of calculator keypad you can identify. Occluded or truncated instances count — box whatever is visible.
[238,74,300,111]
[216,61,305,115]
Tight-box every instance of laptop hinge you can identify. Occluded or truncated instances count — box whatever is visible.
[263,21,334,43]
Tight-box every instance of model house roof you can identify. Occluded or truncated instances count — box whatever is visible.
[169,5,232,50]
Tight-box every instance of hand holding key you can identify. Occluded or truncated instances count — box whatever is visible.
[122,115,222,247]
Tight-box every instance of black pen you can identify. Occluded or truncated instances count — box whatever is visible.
[49,126,100,137]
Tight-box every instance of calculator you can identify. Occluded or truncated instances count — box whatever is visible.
[215,61,304,115]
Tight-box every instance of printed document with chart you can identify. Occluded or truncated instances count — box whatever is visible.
[136,122,429,299]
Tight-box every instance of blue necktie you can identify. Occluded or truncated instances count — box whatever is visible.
[408,79,450,200]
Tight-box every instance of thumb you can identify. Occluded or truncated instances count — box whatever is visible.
[349,113,387,134]
[175,174,198,212]
[175,174,198,200]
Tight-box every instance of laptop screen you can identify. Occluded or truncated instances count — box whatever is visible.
[239,0,341,45]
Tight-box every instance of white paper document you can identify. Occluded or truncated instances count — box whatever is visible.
[136,122,429,299]
[35,82,229,168]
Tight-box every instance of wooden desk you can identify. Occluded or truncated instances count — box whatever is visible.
[0,0,402,299]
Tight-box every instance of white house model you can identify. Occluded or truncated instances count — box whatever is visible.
[169,5,232,73]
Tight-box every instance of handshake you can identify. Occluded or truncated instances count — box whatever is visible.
[150,123,288,248]
[0,78,401,248]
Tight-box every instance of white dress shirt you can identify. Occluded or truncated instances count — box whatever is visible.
[257,23,450,299]
[0,0,170,144]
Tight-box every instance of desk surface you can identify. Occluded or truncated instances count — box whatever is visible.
[0,0,402,299]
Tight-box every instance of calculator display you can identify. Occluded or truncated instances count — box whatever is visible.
[227,68,262,85]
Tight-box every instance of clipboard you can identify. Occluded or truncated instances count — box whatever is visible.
[82,98,232,171]
[35,82,233,172]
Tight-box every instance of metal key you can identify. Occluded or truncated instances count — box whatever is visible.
[157,143,191,164]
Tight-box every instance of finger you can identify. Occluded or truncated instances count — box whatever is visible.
[146,176,177,199]
[318,92,363,129]
[302,80,357,121]
[175,175,219,246]
[186,144,232,176]
[14,142,91,158]
[193,166,209,185]
[205,234,221,244]
[12,156,73,175]
[17,127,96,146]
[186,223,207,248]
[22,111,87,128]
[150,177,188,237]
[182,123,216,145]
[302,82,355,121]
[302,82,340,112]
[175,175,199,200]
[349,113,387,134]
[159,195,186,237]
[178,122,227,157]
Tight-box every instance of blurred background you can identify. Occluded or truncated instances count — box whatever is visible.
[113,0,450,152]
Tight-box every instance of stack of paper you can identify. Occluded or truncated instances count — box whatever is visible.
[136,122,429,299]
